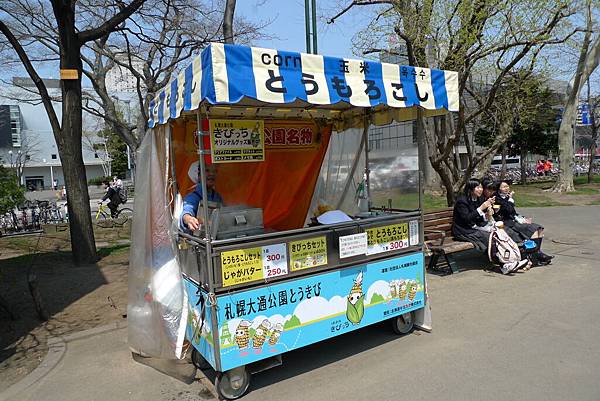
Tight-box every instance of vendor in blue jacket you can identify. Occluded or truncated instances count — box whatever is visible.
[180,164,223,231]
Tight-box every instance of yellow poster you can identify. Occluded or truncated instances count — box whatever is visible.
[289,236,328,271]
[221,247,263,287]
[366,223,409,255]
[209,119,264,163]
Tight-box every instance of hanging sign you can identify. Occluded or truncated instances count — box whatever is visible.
[264,121,320,150]
[209,119,265,163]
[339,233,368,259]
[366,223,409,255]
[221,243,289,287]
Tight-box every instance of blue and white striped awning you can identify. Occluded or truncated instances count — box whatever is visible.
[148,43,459,128]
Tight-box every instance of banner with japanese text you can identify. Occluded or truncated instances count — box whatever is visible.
[201,252,425,371]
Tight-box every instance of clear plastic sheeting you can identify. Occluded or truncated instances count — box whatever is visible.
[307,122,420,223]
[307,127,365,221]
[128,126,188,359]
[368,122,420,210]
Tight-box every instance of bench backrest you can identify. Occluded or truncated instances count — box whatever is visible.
[423,208,454,241]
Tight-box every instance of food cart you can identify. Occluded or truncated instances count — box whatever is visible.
[128,42,459,399]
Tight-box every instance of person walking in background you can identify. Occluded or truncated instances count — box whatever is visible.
[544,159,553,176]
[536,160,545,176]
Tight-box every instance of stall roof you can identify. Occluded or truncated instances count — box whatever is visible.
[148,43,459,128]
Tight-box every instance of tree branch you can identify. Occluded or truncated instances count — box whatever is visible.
[0,21,61,134]
[78,0,146,44]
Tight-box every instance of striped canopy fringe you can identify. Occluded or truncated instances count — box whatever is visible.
[148,43,459,128]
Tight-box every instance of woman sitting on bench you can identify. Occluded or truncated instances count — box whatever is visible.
[490,180,554,263]
[452,178,496,250]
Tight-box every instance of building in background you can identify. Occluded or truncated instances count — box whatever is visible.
[0,81,106,191]
[105,54,145,93]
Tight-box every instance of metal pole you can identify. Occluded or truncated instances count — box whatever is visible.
[311,0,318,54]
[196,110,211,240]
[364,111,370,211]
[50,165,54,189]
[304,0,311,53]
[416,108,424,212]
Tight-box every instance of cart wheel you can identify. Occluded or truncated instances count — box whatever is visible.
[391,312,414,335]
[191,348,211,370]
[215,366,250,400]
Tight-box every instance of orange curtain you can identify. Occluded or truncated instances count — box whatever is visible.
[172,119,331,231]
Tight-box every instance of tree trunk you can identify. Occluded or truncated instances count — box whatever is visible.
[419,117,442,194]
[500,144,507,180]
[55,1,98,265]
[520,146,527,185]
[554,106,576,192]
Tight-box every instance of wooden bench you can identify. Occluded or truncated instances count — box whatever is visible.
[424,208,475,274]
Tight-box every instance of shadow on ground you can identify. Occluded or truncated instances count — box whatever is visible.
[0,238,130,387]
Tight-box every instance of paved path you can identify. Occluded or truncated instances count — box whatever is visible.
[2,206,599,401]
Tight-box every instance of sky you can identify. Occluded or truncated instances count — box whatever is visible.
[235,0,366,59]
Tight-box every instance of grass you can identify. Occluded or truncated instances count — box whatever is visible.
[564,187,599,195]
[371,191,449,212]
[574,175,600,185]
[368,176,600,211]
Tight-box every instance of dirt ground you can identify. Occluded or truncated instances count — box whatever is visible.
[0,223,131,389]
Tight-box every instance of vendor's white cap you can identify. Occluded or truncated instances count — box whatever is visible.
[316,210,352,225]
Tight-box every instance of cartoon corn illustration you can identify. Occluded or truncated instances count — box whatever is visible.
[268,323,283,346]
[346,272,365,325]
[399,280,408,300]
[234,320,251,349]
[252,319,272,349]
[389,280,398,299]
[408,280,418,301]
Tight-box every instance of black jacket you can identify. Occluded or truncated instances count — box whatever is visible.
[452,195,486,237]
[493,192,517,222]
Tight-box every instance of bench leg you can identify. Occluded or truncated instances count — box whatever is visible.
[427,253,440,271]
[444,253,460,274]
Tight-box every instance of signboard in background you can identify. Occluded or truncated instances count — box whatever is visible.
[339,233,368,258]
[221,243,289,287]
[289,236,328,271]
[366,223,409,255]
[577,102,592,126]
[209,119,265,163]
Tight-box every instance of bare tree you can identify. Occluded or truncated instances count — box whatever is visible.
[0,0,146,264]
[329,0,577,205]
[17,141,38,185]
[552,0,600,192]
[83,118,112,177]
[77,0,265,155]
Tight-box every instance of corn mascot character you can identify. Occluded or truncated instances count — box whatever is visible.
[268,323,283,346]
[252,319,272,349]
[234,320,251,349]
[408,280,418,301]
[399,280,408,300]
[346,272,365,325]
